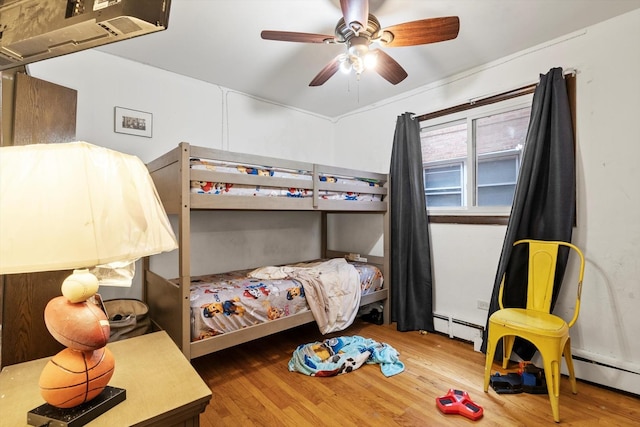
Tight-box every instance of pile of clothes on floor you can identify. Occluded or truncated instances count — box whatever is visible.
[289,335,404,377]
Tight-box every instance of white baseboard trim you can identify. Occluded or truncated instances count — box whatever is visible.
[570,356,640,396]
[433,313,484,352]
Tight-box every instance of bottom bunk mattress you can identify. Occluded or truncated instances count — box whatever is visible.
[186,258,383,341]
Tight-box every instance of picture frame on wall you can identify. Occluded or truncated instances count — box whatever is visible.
[114,107,153,138]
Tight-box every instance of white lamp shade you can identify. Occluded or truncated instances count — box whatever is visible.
[0,141,178,274]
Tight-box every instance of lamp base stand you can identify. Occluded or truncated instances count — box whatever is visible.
[27,386,126,427]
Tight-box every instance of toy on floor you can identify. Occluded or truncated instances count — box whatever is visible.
[489,362,547,394]
[436,389,484,421]
[518,362,547,394]
[489,372,523,394]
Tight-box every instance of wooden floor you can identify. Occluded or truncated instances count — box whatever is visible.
[192,320,640,426]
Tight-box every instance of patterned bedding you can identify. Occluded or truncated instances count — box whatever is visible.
[189,157,382,201]
[186,259,383,341]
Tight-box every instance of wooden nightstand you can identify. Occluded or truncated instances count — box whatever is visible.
[0,331,212,426]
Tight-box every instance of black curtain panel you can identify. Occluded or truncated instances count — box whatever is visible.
[389,112,434,332]
[481,67,576,359]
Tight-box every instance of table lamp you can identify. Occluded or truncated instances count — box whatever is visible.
[0,141,178,425]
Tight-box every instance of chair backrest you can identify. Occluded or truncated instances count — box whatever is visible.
[511,239,585,323]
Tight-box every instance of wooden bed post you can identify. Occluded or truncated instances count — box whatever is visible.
[321,212,328,259]
[178,142,192,359]
[383,177,391,325]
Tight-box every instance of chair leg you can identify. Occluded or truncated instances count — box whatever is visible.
[502,335,515,369]
[542,355,562,422]
[484,337,497,392]
[563,338,578,394]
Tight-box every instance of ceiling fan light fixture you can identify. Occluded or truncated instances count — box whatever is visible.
[348,37,369,57]
[262,1,460,86]
[352,56,365,74]
[339,57,353,74]
[364,51,377,70]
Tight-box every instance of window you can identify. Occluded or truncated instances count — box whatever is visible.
[420,97,532,214]
[424,163,464,207]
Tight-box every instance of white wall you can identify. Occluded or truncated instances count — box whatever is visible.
[27,49,336,301]
[226,92,335,164]
[29,50,223,162]
[333,9,640,392]
[28,49,335,165]
[28,9,640,392]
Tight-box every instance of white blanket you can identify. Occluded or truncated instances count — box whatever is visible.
[249,258,361,334]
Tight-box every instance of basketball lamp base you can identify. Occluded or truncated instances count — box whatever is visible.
[27,386,126,427]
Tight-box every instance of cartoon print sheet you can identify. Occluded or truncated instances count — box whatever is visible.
[190,157,313,180]
[186,260,383,341]
[190,182,381,201]
[190,182,313,198]
[189,157,383,201]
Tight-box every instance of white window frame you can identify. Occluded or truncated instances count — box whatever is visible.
[420,94,533,216]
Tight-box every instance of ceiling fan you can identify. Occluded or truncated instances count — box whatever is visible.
[261,0,460,86]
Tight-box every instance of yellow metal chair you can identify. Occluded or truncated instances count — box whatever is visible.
[483,239,585,423]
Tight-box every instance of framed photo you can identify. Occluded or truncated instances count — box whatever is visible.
[114,107,153,138]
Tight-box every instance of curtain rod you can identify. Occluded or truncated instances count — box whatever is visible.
[415,69,576,123]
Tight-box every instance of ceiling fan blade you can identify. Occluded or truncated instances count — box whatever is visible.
[261,30,336,44]
[309,57,341,86]
[340,0,369,33]
[380,16,460,47]
[373,49,408,85]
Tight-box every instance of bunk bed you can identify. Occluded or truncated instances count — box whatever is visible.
[144,142,390,360]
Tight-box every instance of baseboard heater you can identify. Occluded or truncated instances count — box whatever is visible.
[433,313,485,352]
[569,350,640,396]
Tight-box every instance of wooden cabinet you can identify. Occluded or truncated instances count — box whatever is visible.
[0,71,77,367]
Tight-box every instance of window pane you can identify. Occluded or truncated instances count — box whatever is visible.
[475,108,530,206]
[427,193,462,207]
[475,108,530,156]
[477,157,517,186]
[425,165,461,189]
[478,184,516,205]
[421,121,467,163]
[421,121,467,207]
[424,164,463,207]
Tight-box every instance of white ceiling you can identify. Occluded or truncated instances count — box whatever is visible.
[97,0,640,118]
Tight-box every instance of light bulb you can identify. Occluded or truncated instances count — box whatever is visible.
[352,56,365,74]
[364,52,377,70]
[340,58,352,74]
